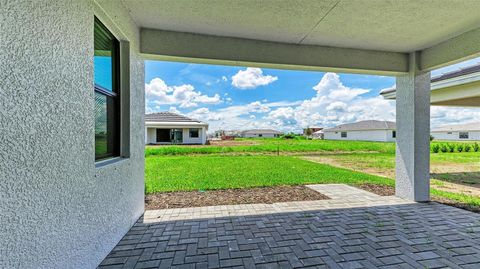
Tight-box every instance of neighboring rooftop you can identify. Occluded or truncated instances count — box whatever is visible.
[380,62,480,95]
[324,120,396,132]
[432,122,480,132]
[145,112,206,124]
[431,63,480,83]
[241,129,283,134]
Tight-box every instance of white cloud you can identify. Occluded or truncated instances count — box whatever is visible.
[265,73,394,132]
[222,76,228,82]
[149,71,480,133]
[145,78,221,111]
[231,68,278,89]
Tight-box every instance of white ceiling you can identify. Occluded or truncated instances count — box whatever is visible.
[122,0,480,53]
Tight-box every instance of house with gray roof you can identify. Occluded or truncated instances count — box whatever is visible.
[323,120,396,142]
[241,129,283,138]
[145,112,208,145]
[381,63,480,107]
[431,122,480,141]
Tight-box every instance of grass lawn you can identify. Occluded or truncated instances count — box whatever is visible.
[145,138,480,210]
[145,138,396,156]
[145,155,393,193]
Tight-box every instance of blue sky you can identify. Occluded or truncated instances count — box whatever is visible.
[145,58,480,133]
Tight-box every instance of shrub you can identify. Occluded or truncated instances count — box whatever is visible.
[430,135,434,141]
[432,144,440,153]
[457,144,464,152]
[281,133,296,139]
[465,144,472,152]
[440,144,448,153]
[474,142,479,152]
[448,144,456,153]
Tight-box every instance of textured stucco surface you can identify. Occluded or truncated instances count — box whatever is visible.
[0,1,144,268]
[395,53,431,202]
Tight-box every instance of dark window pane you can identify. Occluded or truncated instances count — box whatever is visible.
[95,91,119,159]
[94,17,120,161]
[189,128,199,138]
[94,18,117,92]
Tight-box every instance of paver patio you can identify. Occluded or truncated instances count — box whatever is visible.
[99,185,480,268]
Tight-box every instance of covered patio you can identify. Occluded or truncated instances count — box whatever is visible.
[3,1,480,268]
[100,185,480,268]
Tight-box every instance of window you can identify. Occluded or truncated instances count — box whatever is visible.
[459,132,469,139]
[258,134,263,137]
[447,132,452,134]
[189,128,199,138]
[341,132,347,138]
[94,17,120,160]
[392,131,396,138]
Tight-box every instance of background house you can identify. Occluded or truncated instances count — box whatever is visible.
[312,130,325,139]
[381,63,480,107]
[431,122,480,140]
[324,120,396,142]
[145,112,208,145]
[241,129,283,138]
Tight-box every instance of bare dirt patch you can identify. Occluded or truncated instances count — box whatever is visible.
[355,183,395,196]
[208,140,260,147]
[145,185,329,210]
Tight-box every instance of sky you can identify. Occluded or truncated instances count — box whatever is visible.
[145,57,480,133]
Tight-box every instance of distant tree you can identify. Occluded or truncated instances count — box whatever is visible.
[304,127,313,137]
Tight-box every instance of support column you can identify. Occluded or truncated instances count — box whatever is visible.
[395,53,431,202]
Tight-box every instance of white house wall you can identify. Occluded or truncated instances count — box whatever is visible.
[146,127,207,144]
[0,1,144,268]
[431,131,480,141]
[243,133,279,138]
[324,130,396,142]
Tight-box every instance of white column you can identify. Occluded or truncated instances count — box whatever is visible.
[395,53,431,202]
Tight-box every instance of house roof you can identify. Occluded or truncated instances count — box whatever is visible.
[380,63,480,95]
[324,120,396,132]
[241,129,283,134]
[432,122,480,132]
[145,112,207,125]
[431,63,480,83]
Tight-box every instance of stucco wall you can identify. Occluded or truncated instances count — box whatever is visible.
[324,130,395,142]
[146,127,207,144]
[243,133,280,138]
[431,131,480,141]
[0,1,144,268]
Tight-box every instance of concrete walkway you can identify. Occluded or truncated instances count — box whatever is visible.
[99,184,480,268]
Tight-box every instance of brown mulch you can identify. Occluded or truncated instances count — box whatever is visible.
[430,196,480,213]
[356,183,480,213]
[355,183,395,196]
[145,185,330,210]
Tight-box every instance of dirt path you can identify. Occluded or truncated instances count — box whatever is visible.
[302,155,480,197]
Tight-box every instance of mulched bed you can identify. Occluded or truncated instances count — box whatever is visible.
[145,185,330,210]
[356,183,480,213]
[355,183,395,196]
[431,196,480,213]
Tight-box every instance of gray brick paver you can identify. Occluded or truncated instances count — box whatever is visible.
[98,184,480,269]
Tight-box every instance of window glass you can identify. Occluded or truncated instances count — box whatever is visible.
[392,131,396,138]
[189,128,199,138]
[459,132,469,139]
[341,132,347,138]
[94,17,120,160]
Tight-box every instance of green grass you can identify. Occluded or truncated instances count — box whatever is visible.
[144,139,480,210]
[431,189,480,207]
[308,151,480,171]
[145,155,393,194]
[145,138,480,157]
[145,138,396,156]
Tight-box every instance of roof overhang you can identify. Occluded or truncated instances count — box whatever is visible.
[119,0,480,75]
[381,71,480,107]
[145,122,208,128]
